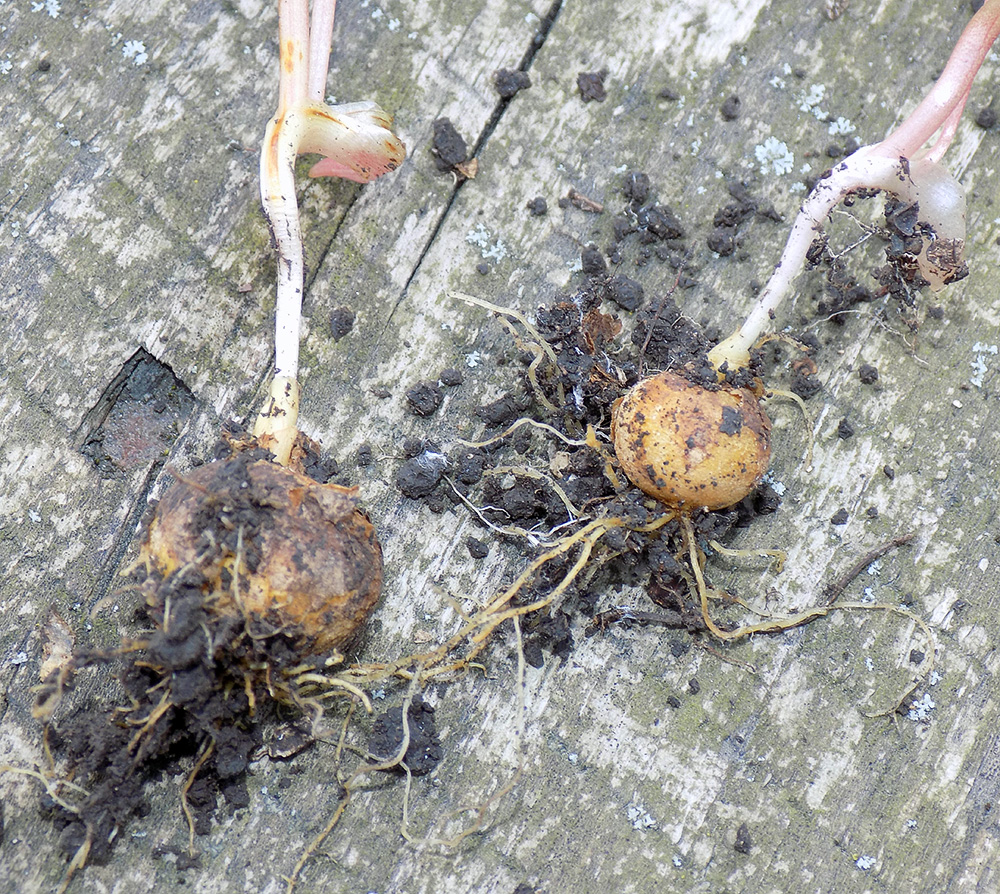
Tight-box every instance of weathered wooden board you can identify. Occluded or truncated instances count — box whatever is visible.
[2,0,999,892]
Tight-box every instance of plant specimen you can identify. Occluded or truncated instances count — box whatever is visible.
[602,2,1000,646]
[8,5,404,889]
[708,0,1000,375]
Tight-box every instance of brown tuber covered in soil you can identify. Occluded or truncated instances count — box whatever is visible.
[140,448,383,657]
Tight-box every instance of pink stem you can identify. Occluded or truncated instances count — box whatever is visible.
[925,87,971,164]
[277,0,310,115]
[878,0,1000,159]
[308,0,338,102]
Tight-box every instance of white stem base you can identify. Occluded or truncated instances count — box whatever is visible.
[253,375,301,466]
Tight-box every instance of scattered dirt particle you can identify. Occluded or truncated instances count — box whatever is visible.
[367,697,442,776]
[720,94,741,120]
[523,641,545,668]
[636,204,685,240]
[449,445,485,485]
[466,537,489,559]
[719,405,744,436]
[329,307,356,341]
[402,437,429,458]
[405,381,444,416]
[623,171,651,205]
[831,508,849,525]
[883,464,896,480]
[837,418,855,439]
[581,244,607,276]
[666,695,681,709]
[37,58,51,72]
[396,451,448,498]
[826,0,850,18]
[688,678,700,695]
[604,274,644,311]
[735,822,754,854]
[790,367,823,400]
[631,298,709,372]
[866,506,879,519]
[439,367,463,387]
[708,226,737,256]
[910,649,925,665]
[477,393,529,427]
[577,69,607,102]
[494,68,531,99]
[753,484,782,515]
[713,199,755,229]
[526,196,548,216]
[669,639,691,658]
[976,106,997,129]
[356,443,373,467]
[658,85,680,101]
[858,363,879,385]
[431,118,468,172]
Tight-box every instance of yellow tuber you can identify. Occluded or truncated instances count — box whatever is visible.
[611,371,771,511]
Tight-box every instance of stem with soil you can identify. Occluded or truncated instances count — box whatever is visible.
[254,0,405,465]
[708,0,1000,373]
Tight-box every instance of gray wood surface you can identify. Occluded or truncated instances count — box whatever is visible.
[2,0,999,891]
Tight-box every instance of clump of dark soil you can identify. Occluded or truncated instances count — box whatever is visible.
[720,94,742,120]
[526,196,548,216]
[367,696,443,776]
[396,448,448,498]
[494,68,531,99]
[406,380,444,416]
[577,69,607,102]
[431,118,471,175]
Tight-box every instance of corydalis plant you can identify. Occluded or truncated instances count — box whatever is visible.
[709,0,1000,373]
[255,0,405,465]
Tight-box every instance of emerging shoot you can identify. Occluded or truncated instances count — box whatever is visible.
[708,0,1000,374]
[254,0,405,465]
